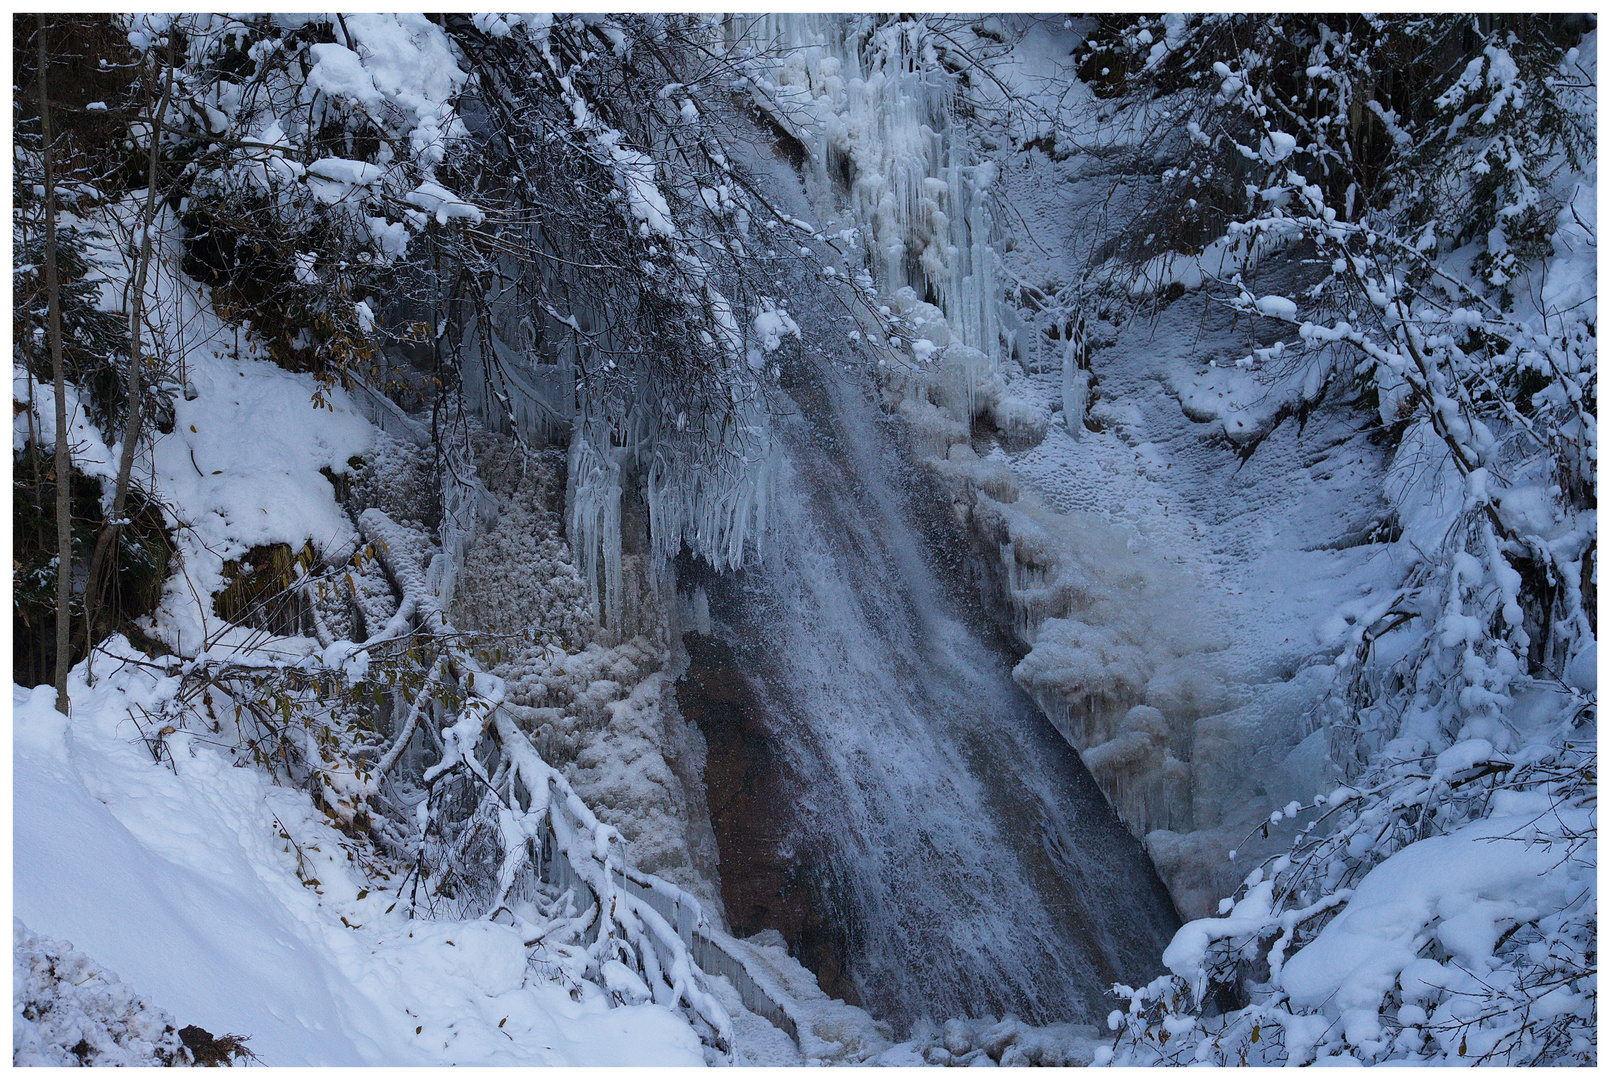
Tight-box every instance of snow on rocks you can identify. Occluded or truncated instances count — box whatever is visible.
[716,931,893,1065]
[451,437,591,650]
[911,400,1227,849]
[870,1014,1103,1067]
[417,425,723,915]
[563,671,724,912]
[11,364,118,483]
[737,17,1280,895]
[13,921,190,1067]
[802,14,1411,927]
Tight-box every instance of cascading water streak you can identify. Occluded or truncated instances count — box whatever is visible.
[676,208,1180,1028]
[668,14,1180,1031]
[686,325,1179,1029]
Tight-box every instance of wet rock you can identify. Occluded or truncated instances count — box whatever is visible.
[676,631,854,1004]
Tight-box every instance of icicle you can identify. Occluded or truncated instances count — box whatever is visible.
[740,14,1009,376]
[432,424,499,613]
[1061,336,1090,439]
[640,398,775,573]
[567,426,625,638]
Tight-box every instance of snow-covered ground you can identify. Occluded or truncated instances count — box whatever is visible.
[14,660,703,1066]
[14,13,1593,1068]
[11,190,721,1063]
[14,921,190,1066]
[9,146,888,1066]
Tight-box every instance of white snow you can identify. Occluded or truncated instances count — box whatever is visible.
[1253,293,1298,321]
[13,921,188,1067]
[307,43,384,111]
[305,156,387,205]
[1277,796,1594,1054]
[145,352,370,656]
[332,13,469,173]
[12,363,118,482]
[405,179,484,226]
[610,144,677,237]
[752,303,801,352]
[13,654,706,1067]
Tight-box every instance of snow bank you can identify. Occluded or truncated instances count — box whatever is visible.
[1277,798,1596,1049]
[69,207,375,659]
[871,1015,1103,1067]
[11,365,118,483]
[13,921,188,1067]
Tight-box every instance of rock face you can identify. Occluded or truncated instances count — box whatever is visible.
[674,632,855,1005]
[665,283,1180,1028]
[927,458,1273,919]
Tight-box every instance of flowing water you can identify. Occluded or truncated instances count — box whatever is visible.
[677,275,1180,1030]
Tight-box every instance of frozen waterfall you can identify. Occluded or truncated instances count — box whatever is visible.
[668,89,1178,1019]
[677,277,1179,1028]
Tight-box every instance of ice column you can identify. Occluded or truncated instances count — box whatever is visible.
[739,14,1008,375]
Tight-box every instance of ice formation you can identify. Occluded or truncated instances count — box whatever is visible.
[451,265,777,637]
[433,425,723,911]
[734,14,1228,854]
[438,15,1022,640]
[740,14,1009,371]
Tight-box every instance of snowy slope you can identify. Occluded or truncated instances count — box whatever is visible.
[11,194,709,1064]
[14,647,705,1067]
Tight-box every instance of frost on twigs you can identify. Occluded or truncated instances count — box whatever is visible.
[149,498,733,1054]
[347,508,733,1052]
[1106,739,1595,1066]
[426,14,798,603]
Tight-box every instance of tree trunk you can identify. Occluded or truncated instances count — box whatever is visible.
[38,17,72,714]
[81,38,175,669]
